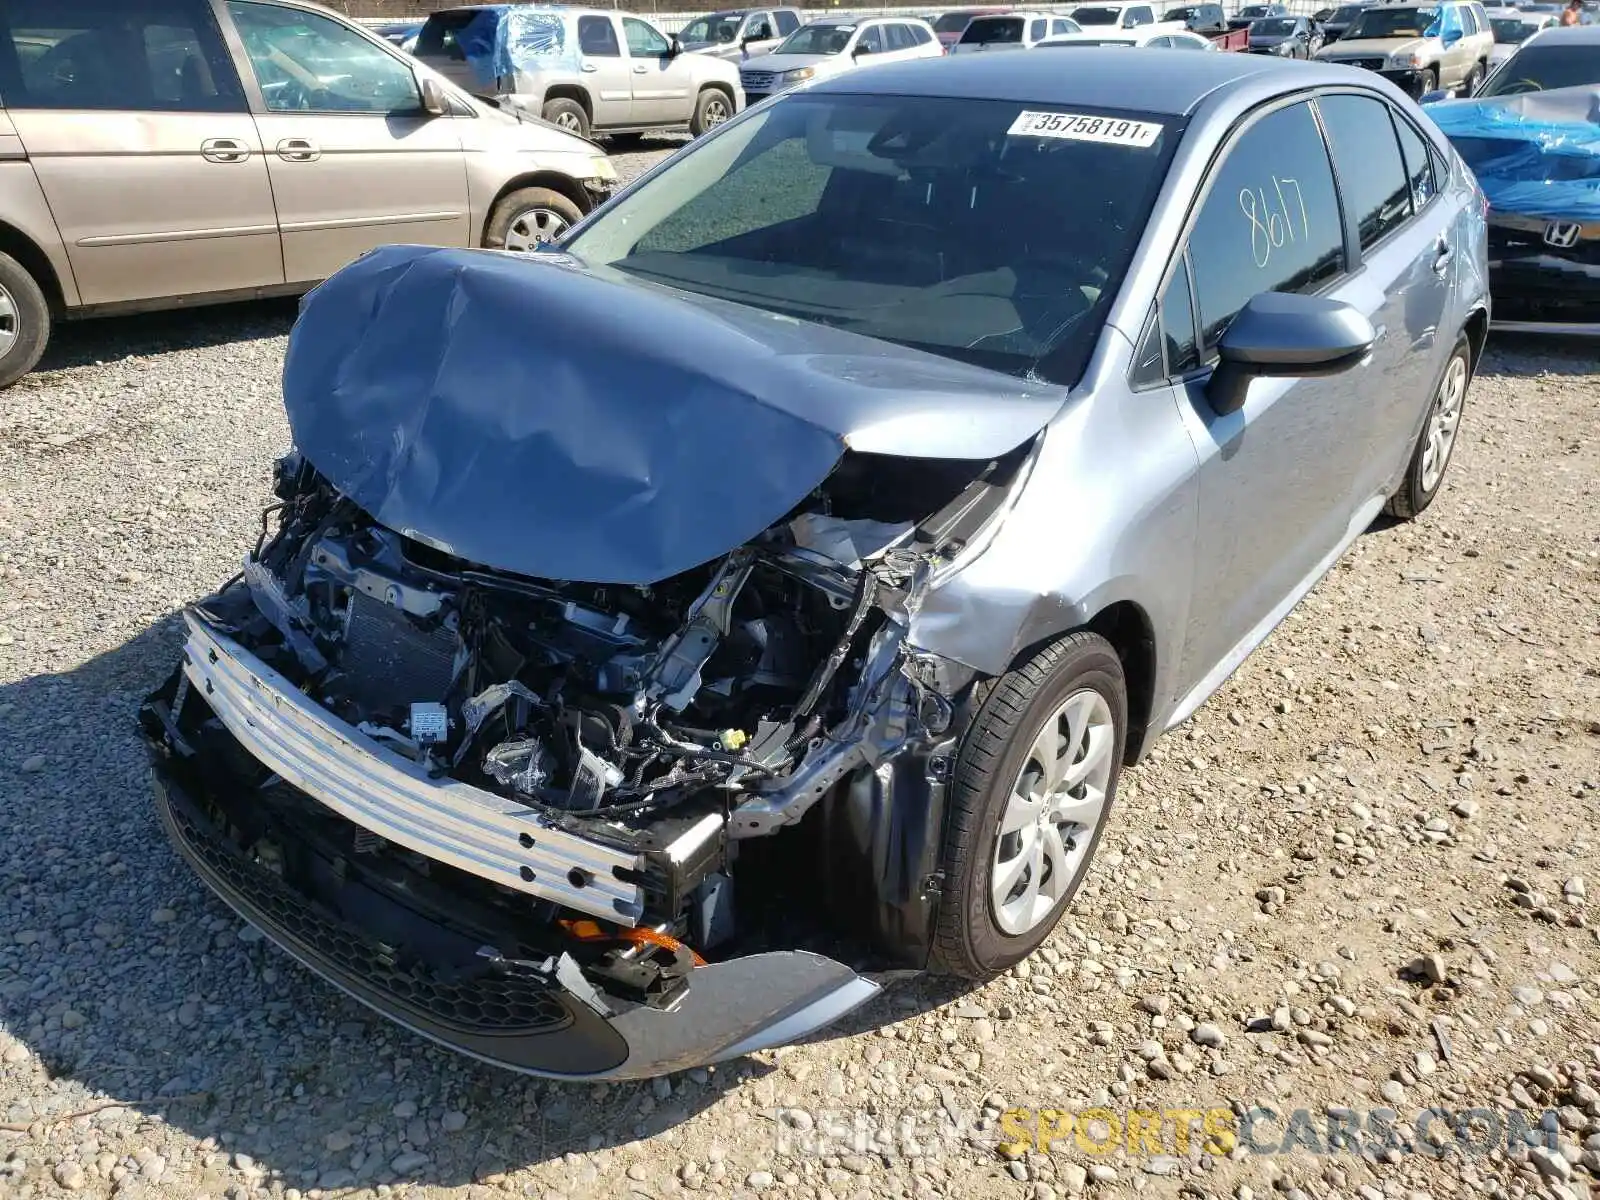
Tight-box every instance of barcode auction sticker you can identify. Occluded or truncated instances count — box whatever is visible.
[1006,110,1163,148]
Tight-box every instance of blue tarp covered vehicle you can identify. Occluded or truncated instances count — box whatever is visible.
[1425,41,1600,332]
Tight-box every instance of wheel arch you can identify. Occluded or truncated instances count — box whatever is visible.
[699,80,737,110]
[541,85,593,121]
[1003,597,1160,768]
[0,220,68,313]
[480,173,595,245]
[1463,305,1489,371]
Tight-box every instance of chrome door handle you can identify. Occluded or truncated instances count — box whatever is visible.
[581,61,598,72]
[200,137,250,163]
[276,138,321,162]
[633,64,648,73]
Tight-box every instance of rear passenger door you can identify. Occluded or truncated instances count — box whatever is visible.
[1317,91,1455,496]
[0,0,282,306]
[1159,99,1375,692]
[576,15,633,128]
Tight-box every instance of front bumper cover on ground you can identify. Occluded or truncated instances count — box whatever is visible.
[142,614,883,1079]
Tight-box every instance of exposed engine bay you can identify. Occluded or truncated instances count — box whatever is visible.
[146,441,1032,1016]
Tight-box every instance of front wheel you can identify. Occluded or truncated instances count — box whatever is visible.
[931,632,1126,980]
[1417,66,1439,96]
[1386,333,1471,520]
[1461,61,1484,96]
[689,88,732,137]
[482,187,584,253]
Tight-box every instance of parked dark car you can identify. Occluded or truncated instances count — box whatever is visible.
[1164,2,1230,32]
[142,49,1489,1079]
[1426,25,1600,333]
[1228,2,1289,29]
[1317,3,1370,41]
[1248,13,1323,52]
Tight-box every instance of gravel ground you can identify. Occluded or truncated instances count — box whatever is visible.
[0,137,1597,1200]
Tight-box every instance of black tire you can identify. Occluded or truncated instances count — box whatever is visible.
[931,632,1127,981]
[1385,333,1471,520]
[482,187,585,252]
[1417,66,1438,95]
[541,96,590,139]
[1461,61,1484,96]
[0,252,50,389]
[689,88,732,137]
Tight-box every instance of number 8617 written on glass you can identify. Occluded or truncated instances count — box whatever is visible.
[1238,177,1312,270]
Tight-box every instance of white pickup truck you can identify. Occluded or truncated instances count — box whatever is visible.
[1067,1,1191,35]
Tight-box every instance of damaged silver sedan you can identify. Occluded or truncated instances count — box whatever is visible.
[141,50,1487,1078]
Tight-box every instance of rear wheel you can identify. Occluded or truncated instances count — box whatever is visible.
[1386,333,1471,520]
[0,253,50,389]
[931,632,1126,980]
[689,88,732,137]
[482,187,584,253]
[541,97,590,139]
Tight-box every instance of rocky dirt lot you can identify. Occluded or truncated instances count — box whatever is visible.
[0,139,1597,1200]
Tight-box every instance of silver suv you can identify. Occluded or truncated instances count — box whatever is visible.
[414,6,743,140]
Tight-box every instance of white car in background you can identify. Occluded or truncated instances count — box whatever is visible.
[738,17,943,103]
[1040,25,1217,45]
[1483,5,1556,66]
[1068,1,1190,34]
[950,12,1084,50]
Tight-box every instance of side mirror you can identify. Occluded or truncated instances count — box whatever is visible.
[419,75,449,116]
[1206,293,1375,416]
[854,43,873,56]
[669,33,684,56]
[1441,26,1462,43]
[1418,87,1449,103]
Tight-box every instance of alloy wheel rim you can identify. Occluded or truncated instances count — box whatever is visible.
[0,283,17,359]
[503,208,570,252]
[554,111,583,133]
[1420,354,1466,494]
[703,98,729,128]
[990,688,1114,937]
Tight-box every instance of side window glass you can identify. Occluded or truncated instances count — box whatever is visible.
[886,23,912,50]
[1187,101,1344,353]
[747,15,775,41]
[1392,112,1439,212]
[1162,254,1200,375]
[229,2,420,114]
[911,23,933,43]
[577,15,620,56]
[1133,311,1166,384]
[0,0,245,112]
[622,17,670,57]
[1136,7,1156,24]
[776,10,800,34]
[858,25,884,52]
[1318,93,1412,250]
[1030,19,1048,39]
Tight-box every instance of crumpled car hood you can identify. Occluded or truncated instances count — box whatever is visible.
[282,244,1065,585]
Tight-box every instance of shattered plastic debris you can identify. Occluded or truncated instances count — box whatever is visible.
[789,514,915,569]
[1428,85,1600,220]
[483,738,552,796]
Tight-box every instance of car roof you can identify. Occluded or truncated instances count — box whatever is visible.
[1526,22,1600,40]
[811,42,1353,113]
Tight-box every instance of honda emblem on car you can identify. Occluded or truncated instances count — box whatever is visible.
[1543,221,1582,249]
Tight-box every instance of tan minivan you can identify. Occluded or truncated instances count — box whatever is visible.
[0,0,620,388]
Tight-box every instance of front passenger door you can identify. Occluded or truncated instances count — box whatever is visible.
[623,17,690,124]
[1171,99,1373,694]
[739,12,782,56]
[224,0,470,285]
